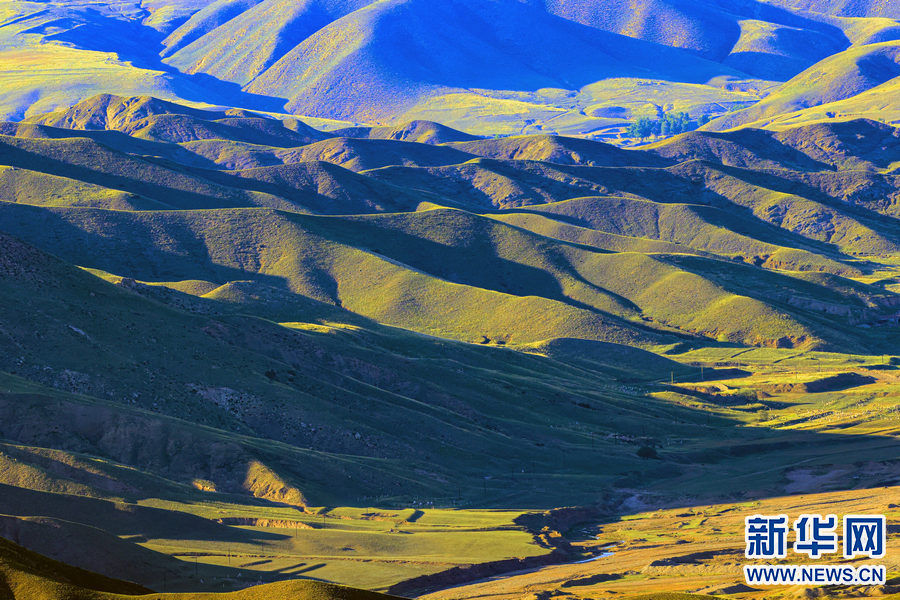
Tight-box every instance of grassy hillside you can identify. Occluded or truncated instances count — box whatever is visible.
[2,96,899,352]
[237,0,743,122]
[0,94,899,598]
[332,120,480,144]
[0,535,407,600]
[0,0,896,139]
[0,230,720,506]
[161,0,374,86]
[0,210,893,499]
[3,3,900,598]
[541,0,850,79]
[0,536,151,598]
[6,228,896,593]
[708,40,900,131]
[2,199,892,350]
[421,485,900,600]
[760,0,900,19]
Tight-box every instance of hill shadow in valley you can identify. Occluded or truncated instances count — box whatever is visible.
[38,10,288,114]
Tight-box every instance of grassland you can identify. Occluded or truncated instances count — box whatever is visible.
[1,0,899,597]
[709,41,900,132]
[0,534,406,600]
[0,232,897,594]
[5,0,895,141]
[4,96,900,353]
[0,93,898,600]
[421,486,900,600]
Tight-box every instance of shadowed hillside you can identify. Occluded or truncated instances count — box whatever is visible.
[332,120,480,144]
[0,230,715,508]
[538,0,852,80]
[2,0,898,137]
[707,40,900,131]
[0,98,896,525]
[182,0,745,122]
[0,535,406,600]
[1,96,898,352]
[2,3,900,598]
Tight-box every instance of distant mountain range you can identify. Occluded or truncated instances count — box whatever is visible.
[2,0,899,137]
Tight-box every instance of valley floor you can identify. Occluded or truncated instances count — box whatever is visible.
[3,348,896,599]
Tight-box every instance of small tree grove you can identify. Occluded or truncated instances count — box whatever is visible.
[626,111,711,140]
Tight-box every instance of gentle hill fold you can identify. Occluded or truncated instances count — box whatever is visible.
[1,0,899,134]
[1,1,900,597]
[0,95,897,354]
[0,99,894,514]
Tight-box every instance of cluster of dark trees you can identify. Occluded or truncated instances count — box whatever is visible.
[626,112,712,139]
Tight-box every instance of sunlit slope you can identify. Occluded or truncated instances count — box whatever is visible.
[760,0,900,19]
[157,0,878,127]
[748,76,900,132]
[649,118,900,171]
[232,161,447,214]
[708,40,900,131]
[665,161,900,256]
[0,231,728,509]
[237,0,741,122]
[1,125,890,265]
[0,0,755,133]
[332,120,480,144]
[0,126,464,213]
[0,199,893,350]
[0,0,896,135]
[365,159,619,209]
[0,203,664,347]
[281,137,475,172]
[0,236,895,594]
[445,135,668,167]
[2,96,899,351]
[12,97,900,265]
[0,535,404,600]
[769,116,900,171]
[539,0,851,80]
[308,208,885,348]
[162,0,373,86]
[0,3,286,121]
[25,94,328,146]
[499,197,859,276]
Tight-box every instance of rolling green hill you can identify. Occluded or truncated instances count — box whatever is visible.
[539,0,851,80]
[0,229,896,594]
[332,120,480,145]
[1,0,897,139]
[1,95,898,352]
[213,0,745,122]
[25,94,330,146]
[707,40,900,131]
[0,229,712,507]
[760,0,900,20]
[2,2,900,597]
[0,92,899,598]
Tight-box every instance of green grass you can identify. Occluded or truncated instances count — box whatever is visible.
[422,485,900,600]
[709,41,900,132]
[0,93,899,600]
[2,197,893,351]
[0,534,405,600]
